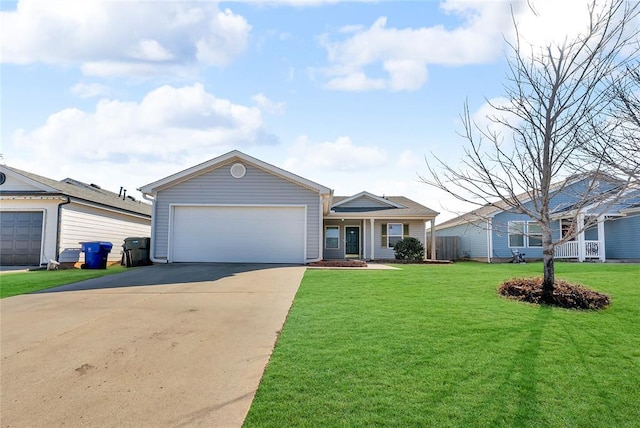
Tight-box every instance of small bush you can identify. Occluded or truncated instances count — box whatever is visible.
[498,277,610,310]
[394,237,425,262]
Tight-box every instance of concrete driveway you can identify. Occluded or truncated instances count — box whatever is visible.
[1,263,305,427]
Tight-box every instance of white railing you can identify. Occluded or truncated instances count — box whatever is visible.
[555,241,602,260]
[555,241,578,258]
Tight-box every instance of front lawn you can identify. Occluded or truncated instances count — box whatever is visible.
[0,265,127,298]
[245,262,640,427]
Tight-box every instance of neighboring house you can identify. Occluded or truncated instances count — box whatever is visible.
[435,175,640,262]
[0,165,152,267]
[139,150,438,264]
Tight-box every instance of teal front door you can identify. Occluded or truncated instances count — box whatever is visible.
[345,227,360,256]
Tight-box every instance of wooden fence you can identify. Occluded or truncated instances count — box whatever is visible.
[427,236,461,261]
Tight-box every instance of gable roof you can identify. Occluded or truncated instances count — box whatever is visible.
[138,150,333,196]
[328,194,438,219]
[331,191,406,210]
[435,172,630,230]
[0,165,151,217]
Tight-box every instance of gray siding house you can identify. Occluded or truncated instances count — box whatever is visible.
[139,151,438,264]
[324,192,438,261]
[0,165,151,267]
[435,176,640,262]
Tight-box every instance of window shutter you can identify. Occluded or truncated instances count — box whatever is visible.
[381,224,387,248]
[403,224,409,238]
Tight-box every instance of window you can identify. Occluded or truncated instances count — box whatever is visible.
[387,223,404,248]
[561,219,576,241]
[527,222,542,247]
[508,221,525,247]
[325,226,339,249]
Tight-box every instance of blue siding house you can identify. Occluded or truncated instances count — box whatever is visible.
[435,176,640,262]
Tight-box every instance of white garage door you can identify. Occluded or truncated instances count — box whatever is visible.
[170,205,306,263]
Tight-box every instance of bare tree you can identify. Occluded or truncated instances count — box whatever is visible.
[421,0,639,300]
[580,64,640,181]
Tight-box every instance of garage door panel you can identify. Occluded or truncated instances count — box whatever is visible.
[0,211,43,266]
[171,206,305,263]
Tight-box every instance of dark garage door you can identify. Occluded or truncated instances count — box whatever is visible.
[0,211,43,266]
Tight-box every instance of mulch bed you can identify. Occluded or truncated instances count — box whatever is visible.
[498,277,610,310]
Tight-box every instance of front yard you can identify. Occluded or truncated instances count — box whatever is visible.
[245,262,640,427]
[0,265,126,298]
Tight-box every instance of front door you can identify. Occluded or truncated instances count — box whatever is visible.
[345,227,360,257]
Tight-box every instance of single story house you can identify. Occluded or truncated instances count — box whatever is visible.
[435,175,640,262]
[138,150,438,264]
[0,165,152,267]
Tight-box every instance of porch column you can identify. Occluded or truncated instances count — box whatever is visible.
[577,213,585,262]
[362,219,367,260]
[598,215,606,262]
[370,218,375,260]
[430,218,437,261]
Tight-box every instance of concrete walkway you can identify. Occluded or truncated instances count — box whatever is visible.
[1,263,305,427]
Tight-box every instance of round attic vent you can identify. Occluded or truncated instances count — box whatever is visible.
[230,163,246,179]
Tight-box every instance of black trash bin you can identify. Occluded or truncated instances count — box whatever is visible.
[80,242,113,269]
[122,237,151,267]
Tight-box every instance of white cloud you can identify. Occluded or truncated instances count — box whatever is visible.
[6,83,276,187]
[0,1,251,76]
[252,93,285,114]
[318,3,515,92]
[70,82,110,99]
[283,136,387,172]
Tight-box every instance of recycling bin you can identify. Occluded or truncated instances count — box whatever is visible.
[122,237,151,267]
[80,241,113,269]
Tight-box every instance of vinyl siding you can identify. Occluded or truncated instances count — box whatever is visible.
[59,203,151,263]
[605,214,640,259]
[322,220,366,259]
[1,174,47,192]
[0,199,60,265]
[153,163,321,261]
[370,220,425,260]
[438,220,488,259]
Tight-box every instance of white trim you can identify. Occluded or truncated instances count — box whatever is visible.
[370,218,375,260]
[68,198,151,221]
[331,191,405,209]
[526,221,542,248]
[344,225,361,257]
[0,167,59,192]
[387,222,403,249]
[325,225,340,250]
[363,220,367,259]
[486,218,492,263]
[139,150,332,196]
[168,203,308,263]
[507,220,526,248]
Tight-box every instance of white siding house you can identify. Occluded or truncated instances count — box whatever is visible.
[0,165,151,267]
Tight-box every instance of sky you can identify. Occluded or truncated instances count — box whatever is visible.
[0,0,614,221]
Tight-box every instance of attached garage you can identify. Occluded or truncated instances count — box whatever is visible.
[140,150,333,264]
[0,211,44,266]
[170,205,306,263]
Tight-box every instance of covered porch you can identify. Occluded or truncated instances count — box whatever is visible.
[554,213,607,262]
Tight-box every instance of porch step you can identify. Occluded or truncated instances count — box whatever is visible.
[308,260,368,268]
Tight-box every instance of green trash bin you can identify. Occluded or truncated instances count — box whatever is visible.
[122,237,151,267]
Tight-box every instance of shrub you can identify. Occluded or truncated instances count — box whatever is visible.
[394,237,425,262]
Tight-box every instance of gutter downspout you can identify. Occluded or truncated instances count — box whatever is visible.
[55,197,71,261]
[141,192,168,264]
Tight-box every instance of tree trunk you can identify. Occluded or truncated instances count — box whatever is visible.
[542,225,555,302]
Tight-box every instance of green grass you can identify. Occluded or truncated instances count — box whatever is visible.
[0,265,127,298]
[245,262,640,427]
